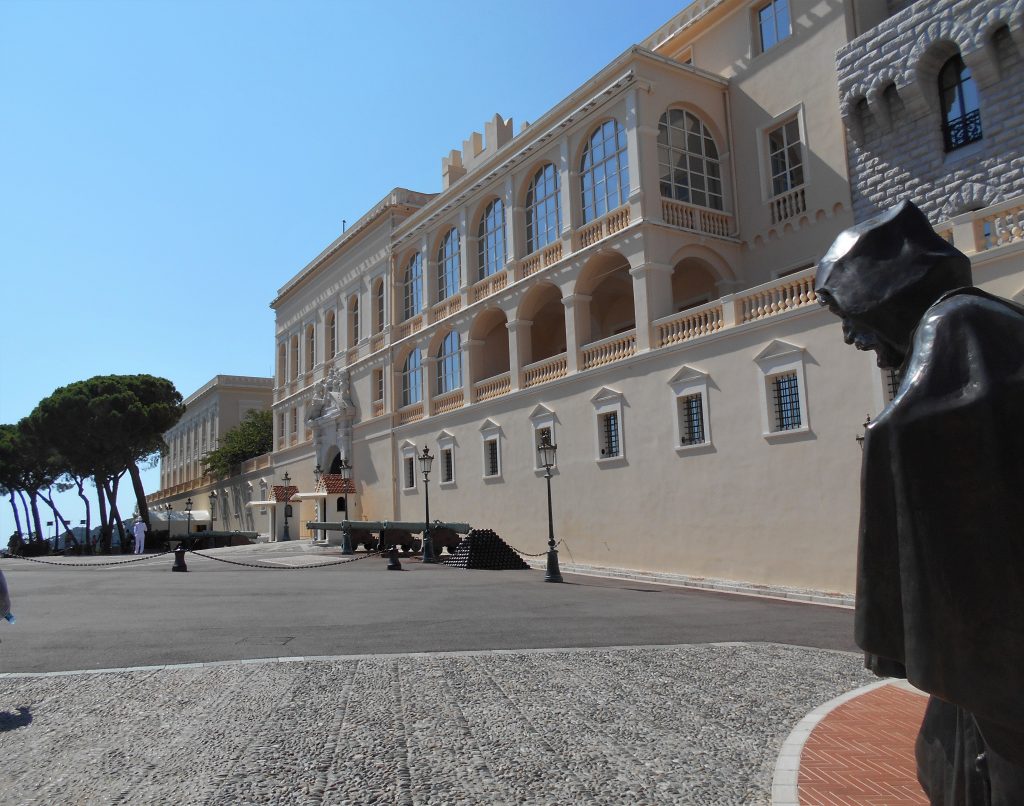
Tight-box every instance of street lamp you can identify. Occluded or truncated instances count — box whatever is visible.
[185,498,193,535]
[209,490,217,529]
[281,471,292,541]
[338,457,354,555]
[79,519,86,554]
[314,462,323,485]
[537,431,563,583]
[418,445,438,563]
[46,520,54,549]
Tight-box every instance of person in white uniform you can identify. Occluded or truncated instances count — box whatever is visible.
[132,519,148,554]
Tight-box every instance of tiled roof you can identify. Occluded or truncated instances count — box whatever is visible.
[315,474,356,495]
[271,485,299,503]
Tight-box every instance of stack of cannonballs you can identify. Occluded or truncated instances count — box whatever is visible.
[442,528,530,570]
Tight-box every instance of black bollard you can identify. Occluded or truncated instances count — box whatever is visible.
[386,544,402,571]
[172,544,188,572]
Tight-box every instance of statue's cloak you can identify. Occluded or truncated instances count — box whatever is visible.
[858,287,1024,763]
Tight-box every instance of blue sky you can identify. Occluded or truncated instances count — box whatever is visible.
[0,0,689,536]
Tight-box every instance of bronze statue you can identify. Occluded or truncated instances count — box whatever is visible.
[816,201,1024,805]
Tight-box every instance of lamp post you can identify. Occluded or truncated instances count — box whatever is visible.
[208,490,217,531]
[185,497,193,535]
[281,471,292,541]
[79,519,86,554]
[163,503,172,543]
[538,431,563,583]
[338,457,354,555]
[418,446,438,563]
[46,520,54,550]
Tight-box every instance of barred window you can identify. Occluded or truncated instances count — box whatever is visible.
[768,119,804,197]
[437,228,461,301]
[599,411,620,458]
[658,110,723,211]
[441,448,454,484]
[580,119,629,224]
[436,330,462,395]
[403,253,423,320]
[677,393,705,446]
[477,199,506,279]
[883,367,902,405]
[404,457,415,490]
[772,372,802,431]
[483,438,500,477]
[525,163,561,254]
[939,54,982,152]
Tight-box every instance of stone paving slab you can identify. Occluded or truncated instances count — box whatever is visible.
[0,643,874,805]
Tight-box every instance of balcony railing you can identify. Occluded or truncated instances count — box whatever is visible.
[769,187,806,225]
[397,402,424,425]
[372,400,385,418]
[395,314,424,340]
[661,199,734,238]
[581,330,636,370]
[940,194,1024,255]
[575,205,631,249]
[240,453,272,474]
[429,294,462,324]
[736,271,817,323]
[473,372,511,402]
[518,241,563,280]
[346,347,358,364]
[370,332,386,353]
[431,388,465,415]
[522,354,568,388]
[470,271,508,303]
[654,302,725,348]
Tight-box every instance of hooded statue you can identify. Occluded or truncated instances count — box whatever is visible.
[816,201,1024,805]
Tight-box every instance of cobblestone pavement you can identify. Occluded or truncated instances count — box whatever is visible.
[0,643,873,805]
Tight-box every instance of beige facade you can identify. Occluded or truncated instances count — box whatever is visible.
[170,0,1024,597]
[150,375,274,535]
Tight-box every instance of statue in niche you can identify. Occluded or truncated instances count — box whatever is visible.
[816,200,1024,805]
[307,368,354,423]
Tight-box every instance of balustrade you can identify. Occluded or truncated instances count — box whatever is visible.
[522,354,568,388]
[371,400,385,418]
[940,197,1024,253]
[397,402,424,425]
[575,205,631,250]
[661,199,735,238]
[370,332,386,353]
[517,241,563,280]
[655,303,724,347]
[470,271,508,303]
[395,315,424,340]
[431,388,465,415]
[581,330,636,370]
[473,372,511,402]
[736,271,817,323]
[429,294,462,324]
[769,188,806,225]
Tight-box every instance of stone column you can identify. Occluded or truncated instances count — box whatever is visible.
[506,319,531,392]
[630,261,674,352]
[561,293,592,374]
[462,338,482,403]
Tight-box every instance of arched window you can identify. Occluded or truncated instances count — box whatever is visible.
[401,349,422,406]
[374,280,385,333]
[525,163,561,254]
[437,228,460,301]
[349,296,359,346]
[477,199,506,279]
[403,253,423,320]
[657,109,724,210]
[436,331,462,395]
[305,325,315,372]
[939,54,982,151]
[326,311,336,357]
[290,335,299,380]
[580,120,630,224]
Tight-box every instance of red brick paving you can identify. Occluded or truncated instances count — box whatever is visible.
[798,684,929,805]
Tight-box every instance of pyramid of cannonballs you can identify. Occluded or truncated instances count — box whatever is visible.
[442,528,530,570]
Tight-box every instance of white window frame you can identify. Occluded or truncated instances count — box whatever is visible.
[400,441,418,493]
[668,366,712,453]
[754,340,810,440]
[480,419,502,481]
[437,431,456,488]
[529,404,557,473]
[754,0,791,55]
[756,105,808,204]
[590,387,626,465]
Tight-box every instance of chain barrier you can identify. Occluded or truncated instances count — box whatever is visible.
[4,551,173,567]
[185,548,383,570]
[505,540,563,558]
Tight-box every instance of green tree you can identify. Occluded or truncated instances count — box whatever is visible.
[201,409,273,477]
[29,375,185,552]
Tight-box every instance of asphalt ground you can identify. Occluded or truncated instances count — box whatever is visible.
[0,541,856,674]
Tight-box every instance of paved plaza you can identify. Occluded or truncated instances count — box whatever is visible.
[0,542,885,804]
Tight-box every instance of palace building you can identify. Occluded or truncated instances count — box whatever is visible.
[151,0,1024,602]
